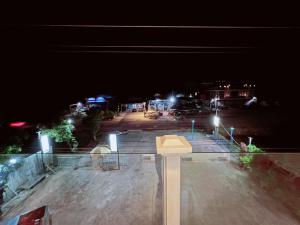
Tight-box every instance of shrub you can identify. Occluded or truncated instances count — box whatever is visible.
[3,145,22,154]
[240,144,264,168]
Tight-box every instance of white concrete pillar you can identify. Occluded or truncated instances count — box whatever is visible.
[156,135,192,225]
[163,155,181,225]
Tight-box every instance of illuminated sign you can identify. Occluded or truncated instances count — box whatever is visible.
[87,97,96,103]
[96,97,106,102]
[9,121,26,128]
[87,97,106,103]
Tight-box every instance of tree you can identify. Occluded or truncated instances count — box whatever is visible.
[41,120,78,152]
[91,110,103,141]
[3,145,22,154]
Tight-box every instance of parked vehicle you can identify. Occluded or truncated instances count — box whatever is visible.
[174,111,185,120]
[144,110,159,119]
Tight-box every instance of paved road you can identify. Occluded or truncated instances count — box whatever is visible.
[102,112,214,132]
[100,112,237,153]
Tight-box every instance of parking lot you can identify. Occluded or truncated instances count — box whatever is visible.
[98,112,236,153]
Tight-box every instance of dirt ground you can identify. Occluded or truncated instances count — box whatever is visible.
[2,153,300,225]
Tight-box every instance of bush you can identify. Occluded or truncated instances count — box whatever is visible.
[240,144,264,168]
[3,145,22,154]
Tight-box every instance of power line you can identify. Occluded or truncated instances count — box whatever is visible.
[50,50,239,54]
[40,24,297,29]
[56,45,252,49]
[58,45,249,48]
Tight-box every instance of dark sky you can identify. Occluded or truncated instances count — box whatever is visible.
[1,4,300,122]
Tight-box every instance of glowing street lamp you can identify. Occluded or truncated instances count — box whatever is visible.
[40,134,50,153]
[67,118,73,124]
[169,96,176,103]
[213,116,220,127]
[213,116,220,139]
[248,137,253,145]
[191,120,195,140]
[9,158,17,165]
[109,133,118,152]
[230,127,235,143]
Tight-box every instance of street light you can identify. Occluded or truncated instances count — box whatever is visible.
[213,116,220,139]
[9,158,17,165]
[40,134,50,153]
[191,120,195,140]
[213,116,220,127]
[230,127,235,143]
[169,96,176,103]
[248,137,253,145]
[67,118,73,124]
[109,133,120,169]
[109,134,118,152]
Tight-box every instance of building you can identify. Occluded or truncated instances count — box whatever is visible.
[194,81,256,109]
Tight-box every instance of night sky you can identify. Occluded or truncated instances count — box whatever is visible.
[1,4,300,122]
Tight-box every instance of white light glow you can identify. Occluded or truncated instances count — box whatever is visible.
[213,116,220,127]
[109,134,118,152]
[9,158,17,164]
[169,96,176,103]
[41,135,50,153]
[245,96,257,106]
[67,119,73,124]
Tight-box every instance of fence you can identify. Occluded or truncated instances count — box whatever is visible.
[2,151,53,203]
[2,150,129,204]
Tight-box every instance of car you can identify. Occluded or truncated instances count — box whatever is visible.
[144,110,159,119]
[132,108,137,112]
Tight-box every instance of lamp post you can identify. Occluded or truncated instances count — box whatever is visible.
[191,120,195,140]
[248,137,253,145]
[39,133,51,171]
[213,116,220,139]
[230,127,235,143]
[109,133,120,169]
